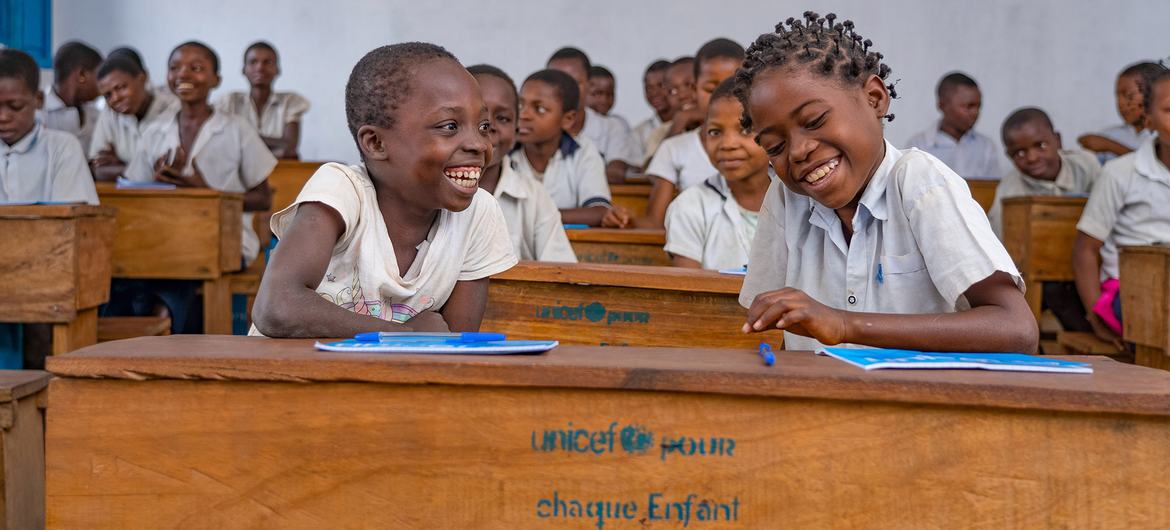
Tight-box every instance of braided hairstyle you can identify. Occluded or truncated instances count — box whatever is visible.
[734,11,896,130]
[1138,60,1170,114]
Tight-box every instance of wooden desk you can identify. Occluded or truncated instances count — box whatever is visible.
[0,371,49,529]
[484,262,761,348]
[46,336,1170,528]
[0,205,115,354]
[610,183,652,217]
[566,228,669,266]
[97,185,243,334]
[964,178,997,212]
[1121,245,1170,370]
[268,160,324,214]
[1001,196,1087,320]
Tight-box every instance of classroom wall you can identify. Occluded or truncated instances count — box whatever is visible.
[53,0,1169,164]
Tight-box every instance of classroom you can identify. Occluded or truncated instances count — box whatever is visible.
[2,0,1170,527]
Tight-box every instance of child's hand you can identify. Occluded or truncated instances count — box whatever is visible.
[91,148,121,168]
[601,205,631,228]
[407,311,450,332]
[154,148,208,188]
[743,288,848,345]
[1086,312,1125,352]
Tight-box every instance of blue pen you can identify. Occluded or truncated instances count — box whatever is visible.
[758,343,775,367]
[353,332,506,342]
[562,224,590,230]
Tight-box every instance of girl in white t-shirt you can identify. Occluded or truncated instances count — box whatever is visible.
[252,43,517,337]
[736,12,1036,353]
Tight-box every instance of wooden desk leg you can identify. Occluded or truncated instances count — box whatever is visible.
[1025,279,1043,321]
[50,308,98,355]
[1135,345,1170,371]
[202,277,232,335]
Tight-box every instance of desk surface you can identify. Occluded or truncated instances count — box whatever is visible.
[95,184,243,200]
[494,261,741,293]
[47,335,1170,417]
[0,204,112,219]
[565,228,665,244]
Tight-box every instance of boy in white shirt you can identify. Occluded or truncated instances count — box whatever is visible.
[665,79,768,270]
[632,60,673,164]
[1078,62,1164,161]
[513,69,626,228]
[0,48,98,205]
[1073,67,1170,349]
[40,41,102,153]
[215,41,310,159]
[905,72,1003,180]
[252,43,517,337]
[469,64,576,262]
[90,56,180,181]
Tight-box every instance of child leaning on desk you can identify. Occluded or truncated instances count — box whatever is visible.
[251,43,517,338]
[736,12,1037,354]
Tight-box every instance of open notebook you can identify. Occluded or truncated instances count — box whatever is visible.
[316,338,557,355]
[817,348,1093,374]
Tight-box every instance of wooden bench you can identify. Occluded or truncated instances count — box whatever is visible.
[964,178,997,212]
[97,185,243,334]
[484,262,764,348]
[610,183,652,217]
[1121,245,1170,370]
[1001,196,1087,320]
[44,336,1170,528]
[0,205,115,354]
[565,228,669,266]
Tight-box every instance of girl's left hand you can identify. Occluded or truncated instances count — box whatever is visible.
[601,205,631,228]
[743,288,849,345]
[157,156,208,188]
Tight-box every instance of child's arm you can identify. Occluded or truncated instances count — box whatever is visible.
[743,271,1039,353]
[633,177,676,228]
[671,255,702,268]
[601,205,631,228]
[1077,134,1133,156]
[263,122,301,159]
[439,278,490,332]
[243,180,273,212]
[560,206,608,226]
[1072,231,1120,344]
[252,202,448,337]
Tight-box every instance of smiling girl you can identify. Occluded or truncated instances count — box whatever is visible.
[735,12,1037,353]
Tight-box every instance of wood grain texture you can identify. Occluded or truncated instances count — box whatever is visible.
[268,160,323,214]
[51,308,97,355]
[0,371,47,530]
[493,261,742,293]
[566,229,669,266]
[964,178,997,212]
[1002,196,1087,319]
[609,183,652,217]
[1121,246,1170,369]
[97,316,172,342]
[45,377,1170,529]
[44,336,1170,417]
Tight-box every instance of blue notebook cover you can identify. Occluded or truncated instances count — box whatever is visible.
[316,338,558,355]
[817,348,1093,374]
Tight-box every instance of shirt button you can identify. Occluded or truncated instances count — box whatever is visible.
[848,295,857,305]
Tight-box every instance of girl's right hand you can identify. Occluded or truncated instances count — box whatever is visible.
[743,288,849,345]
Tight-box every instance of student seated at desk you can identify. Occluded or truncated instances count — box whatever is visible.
[905,72,1002,180]
[736,12,1036,354]
[0,48,98,205]
[632,60,673,164]
[468,64,576,262]
[89,56,180,181]
[1078,62,1162,162]
[41,41,102,153]
[665,79,767,270]
[642,39,744,228]
[1074,66,1170,349]
[251,43,517,337]
[215,41,310,160]
[512,69,624,228]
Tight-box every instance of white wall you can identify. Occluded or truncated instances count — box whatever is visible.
[53,0,1170,164]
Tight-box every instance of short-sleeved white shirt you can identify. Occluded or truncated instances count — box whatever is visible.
[215,91,311,139]
[632,115,662,151]
[512,134,612,210]
[905,122,1003,180]
[665,174,756,270]
[494,155,577,262]
[1076,136,1170,281]
[269,162,517,324]
[125,108,277,264]
[988,149,1101,237]
[580,107,641,166]
[740,141,1023,351]
[88,89,181,163]
[0,123,98,205]
[40,88,98,153]
[645,129,718,191]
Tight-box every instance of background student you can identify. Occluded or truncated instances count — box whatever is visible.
[1078,61,1163,162]
[216,41,310,159]
[906,72,1003,180]
[90,56,180,181]
[41,41,103,153]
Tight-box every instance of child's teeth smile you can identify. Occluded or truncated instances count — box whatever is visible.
[443,167,481,189]
[804,158,839,184]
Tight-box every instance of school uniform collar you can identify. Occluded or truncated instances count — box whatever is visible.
[495,155,529,200]
[160,106,231,163]
[42,88,67,111]
[558,131,579,157]
[925,120,980,147]
[0,122,41,155]
[1133,135,1170,185]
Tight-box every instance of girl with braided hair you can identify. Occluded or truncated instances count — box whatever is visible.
[736,12,1038,354]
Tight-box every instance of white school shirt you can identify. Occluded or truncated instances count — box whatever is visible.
[493,154,577,262]
[645,129,718,191]
[0,123,98,205]
[1076,136,1170,281]
[905,122,1003,180]
[266,162,517,325]
[739,141,1023,352]
[988,149,1101,238]
[215,91,311,139]
[40,88,98,153]
[88,89,181,163]
[664,174,757,270]
[580,107,641,166]
[512,134,612,210]
[125,109,277,265]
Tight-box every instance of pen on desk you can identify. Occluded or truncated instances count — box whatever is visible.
[758,343,775,367]
[353,332,506,342]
